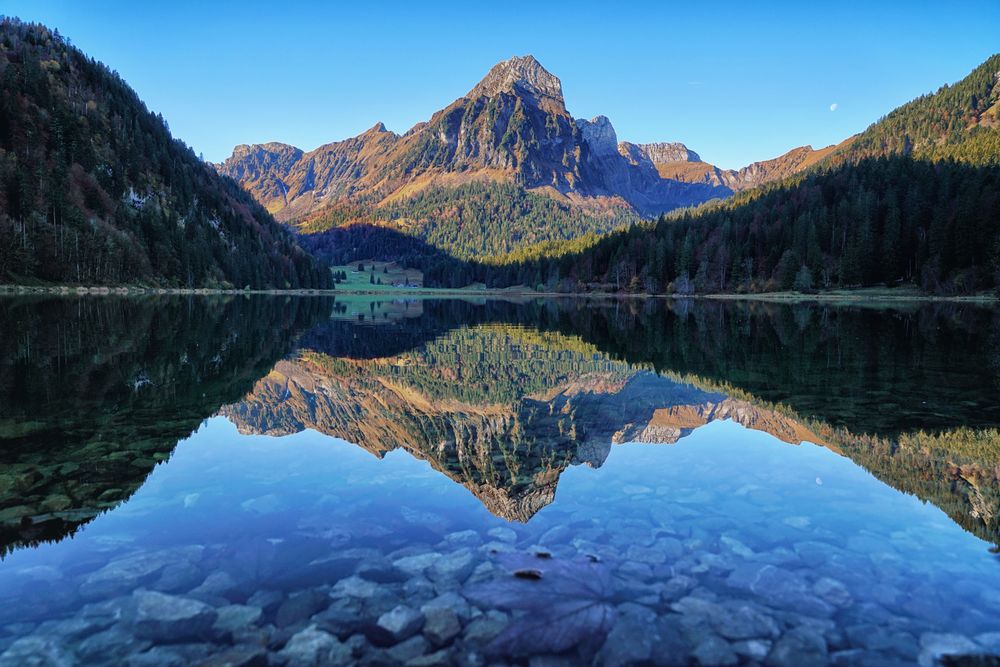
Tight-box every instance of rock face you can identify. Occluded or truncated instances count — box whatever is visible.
[648,141,849,191]
[578,115,620,157]
[621,141,702,164]
[467,55,565,114]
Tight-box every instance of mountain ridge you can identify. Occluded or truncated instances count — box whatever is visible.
[221,54,818,257]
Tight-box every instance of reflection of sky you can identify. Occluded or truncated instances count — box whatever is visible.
[4,415,997,589]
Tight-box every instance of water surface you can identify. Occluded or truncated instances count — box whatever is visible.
[1,296,999,666]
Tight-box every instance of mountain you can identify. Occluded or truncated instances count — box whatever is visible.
[0,19,331,288]
[644,140,852,190]
[218,56,785,259]
[447,55,1000,295]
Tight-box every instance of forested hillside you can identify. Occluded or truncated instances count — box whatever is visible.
[829,54,1000,166]
[456,157,1000,294]
[299,181,638,260]
[0,19,331,288]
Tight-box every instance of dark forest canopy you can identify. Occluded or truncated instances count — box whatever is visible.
[0,19,331,288]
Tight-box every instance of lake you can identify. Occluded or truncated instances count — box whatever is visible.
[1,295,999,666]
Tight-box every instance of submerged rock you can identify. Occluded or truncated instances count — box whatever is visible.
[0,636,74,667]
[422,606,461,646]
[692,635,738,666]
[277,624,351,666]
[372,605,424,645]
[131,590,218,642]
[917,633,983,667]
[275,589,329,628]
[212,604,263,636]
[767,627,828,667]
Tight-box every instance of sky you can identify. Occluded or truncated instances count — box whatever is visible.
[5,1,999,169]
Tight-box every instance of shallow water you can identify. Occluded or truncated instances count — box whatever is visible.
[1,296,999,666]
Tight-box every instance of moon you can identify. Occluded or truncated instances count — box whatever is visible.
[829,103,839,112]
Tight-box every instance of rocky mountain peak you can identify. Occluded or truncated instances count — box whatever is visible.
[632,142,702,165]
[467,55,565,112]
[577,115,619,157]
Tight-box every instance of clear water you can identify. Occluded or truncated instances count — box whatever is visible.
[1,296,999,666]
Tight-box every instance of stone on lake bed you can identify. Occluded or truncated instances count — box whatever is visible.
[393,553,442,576]
[622,485,653,495]
[275,589,330,628]
[373,605,424,645]
[190,645,268,667]
[277,624,352,666]
[444,530,482,547]
[766,627,828,667]
[212,604,263,635]
[79,552,170,598]
[917,633,982,667]
[626,544,668,565]
[462,610,508,644]
[692,635,738,666]
[487,527,517,543]
[813,577,853,608]
[386,635,431,662]
[0,636,74,667]
[422,606,461,646]
[131,590,218,641]
[428,549,475,583]
[421,592,473,621]
[331,575,378,599]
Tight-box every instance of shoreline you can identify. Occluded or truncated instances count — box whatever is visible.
[0,284,996,304]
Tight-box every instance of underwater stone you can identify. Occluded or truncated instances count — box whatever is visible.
[917,633,981,667]
[813,577,853,608]
[386,635,430,662]
[131,590,218,642]
[275,589,329,628]
[487,527,517,543]
[331,576,378,599]
[422,606,461,646]
[212,604,263,635]
[374,605,424,645]
[428,549,475,584]
[691,635,738,666]
[0,636,74,667]
[766,627,828,667]
[277,624,351,666]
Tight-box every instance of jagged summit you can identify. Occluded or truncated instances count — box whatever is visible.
[577,115,619,157]
[467,55,565,112]
[630,142,702,164]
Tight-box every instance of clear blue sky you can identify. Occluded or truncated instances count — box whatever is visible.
[5,1,998,168]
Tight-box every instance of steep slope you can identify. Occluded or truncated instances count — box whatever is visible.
[828,53,1000,165]
[218,56,732,259]
[0,19,331,288]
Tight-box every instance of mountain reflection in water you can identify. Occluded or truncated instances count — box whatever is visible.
[1,295,1000,666]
